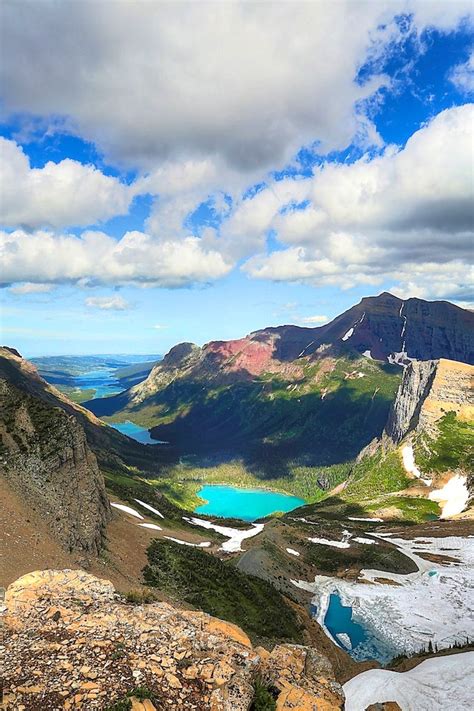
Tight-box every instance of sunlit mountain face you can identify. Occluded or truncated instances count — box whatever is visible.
[0,1,472,356]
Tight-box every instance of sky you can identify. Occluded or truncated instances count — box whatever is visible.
[0,0,473,356]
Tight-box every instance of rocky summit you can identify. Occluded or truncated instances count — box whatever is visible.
[1,569,344,711]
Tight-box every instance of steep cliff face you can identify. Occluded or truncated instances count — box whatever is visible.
[2,569,345,710]
[385,360,439,443]
[0,376,111,554]
[0,347,115,554]
[386,358,474,444]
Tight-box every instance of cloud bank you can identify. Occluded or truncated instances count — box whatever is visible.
[239,104,474,300]
[1,0,471,172]
[0,1,472,303]
[0,229,231,289]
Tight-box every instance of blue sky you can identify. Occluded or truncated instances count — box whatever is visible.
[0,2,472,356]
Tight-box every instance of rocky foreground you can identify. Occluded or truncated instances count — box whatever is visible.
[1,569,344,710]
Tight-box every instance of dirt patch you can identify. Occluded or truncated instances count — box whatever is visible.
[0,478,77,588]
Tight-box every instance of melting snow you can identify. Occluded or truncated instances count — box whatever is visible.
[344,651,474,711]
[429,474,469,518]
[336,632,352,650]
[308,530,351,549]
[342,313,366,341]
[134,498,165,519]
[111,503,144,519]
[286,548,300,556]
[362,350,372,359]
[354,537,377,545]
[164,536,211,548]
[348,516,383,522]
[298,340,316,358]
[183,516,264,553]
[137,523,162,531]
[293,534,474,658]
[388,351,411,367]
[402,444,432,486]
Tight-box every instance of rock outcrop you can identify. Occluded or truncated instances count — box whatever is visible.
[1,569,345,710]
[386,358,474,444]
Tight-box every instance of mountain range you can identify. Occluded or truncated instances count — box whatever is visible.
[87,292,473,471]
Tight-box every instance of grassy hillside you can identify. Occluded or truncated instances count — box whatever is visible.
[339,449,441,522]
[143,539,304,645]
[415,412,474,474]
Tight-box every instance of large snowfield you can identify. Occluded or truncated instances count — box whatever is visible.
[293,533,474,659]
[344,651,474,710]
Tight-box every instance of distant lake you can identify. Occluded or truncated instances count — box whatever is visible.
[195,484,305,521]
[110,420,166,445]
[75,368,123,399]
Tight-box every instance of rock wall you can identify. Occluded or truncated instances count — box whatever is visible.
[385,358,474,444]
[385,360,438,443]
[2,569,345,710]
[0,378,111,554]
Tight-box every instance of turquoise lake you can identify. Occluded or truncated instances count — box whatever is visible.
[194,484,305,521]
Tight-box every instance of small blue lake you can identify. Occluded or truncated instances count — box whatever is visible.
[323,593,398,663]
[111,420,158,445]
[194,484,305,521]
[324,593,367,649]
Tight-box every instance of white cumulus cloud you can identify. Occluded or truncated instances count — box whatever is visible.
[0,138,132,229]
[300,315,329,325]
[239,104,473,302]
[449,50,474,94]
[9,282,54,295]
[0,229,232,289]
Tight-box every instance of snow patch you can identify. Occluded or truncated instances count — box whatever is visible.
[164,536,211,548]
[336,632,352,650]
[429,474,469,518]
[309,530,351,549]
[348,516,383,522]
[111,503,144,519]
[388,350,411,367]
[342,327,354,341]
[134,498,165,519]
[298,340,316,358]
[344,651,474,711]
[286,548,300,557]
[362,350,372,359]
[137,523,162,531]
[354,537,377,545]
[183,516,264,553]
[402,444,432,486]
